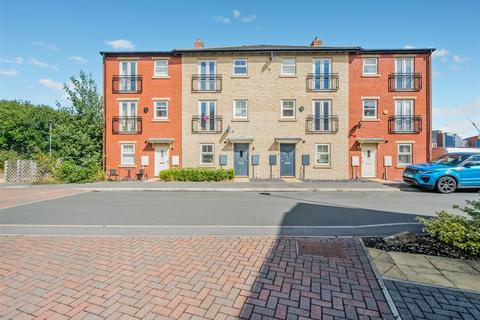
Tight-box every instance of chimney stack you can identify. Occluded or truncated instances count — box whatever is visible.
[194,38,204,49]
[310,36,322,47]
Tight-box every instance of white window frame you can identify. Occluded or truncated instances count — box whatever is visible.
[200,144,214,164]
[315,144,331,166]
[363,58,378,75]
[362,99,378,119]
[397,143,412,166]
[233,59,248,76]
[154,100,169,120]
[233,99,248,119]
[120,143,135,166]
[281,100,296,119]
[154,59,168,77]
[281,59,296,76]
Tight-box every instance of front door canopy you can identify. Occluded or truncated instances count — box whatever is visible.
[355,138,386,144]
[148,138,175,144]
[275,137,302,144]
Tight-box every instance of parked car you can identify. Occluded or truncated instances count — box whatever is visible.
[403,152,480,193]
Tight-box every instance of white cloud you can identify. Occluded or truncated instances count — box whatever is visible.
[0,57,23,64]
[432,70,442,78]
[404,45,415,49]
[33,41,59,51]
[240,15,256,23]
[38,78,64,91]
[232,10,240,18]
[68,56,87,64]
[106,39,135,50]
[453,54,468,64]
[0,69,20,76]
[213,16,231,24]
[432,48,448,60]
[29,58,58,70]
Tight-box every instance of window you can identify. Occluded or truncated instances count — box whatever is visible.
[398,144,412,165]
[315,144,331,165]
[363,58,378,75]
[233,59,247,76]
[154,100,168,119]
[281,59,296,75]
[233,100,248,119]
[201,144,214,164]
[154,60,168,77]
[121,144,135,166]
[362,99,377,119]
[281,100,295,118]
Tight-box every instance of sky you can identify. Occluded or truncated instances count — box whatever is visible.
[1,0,479,137]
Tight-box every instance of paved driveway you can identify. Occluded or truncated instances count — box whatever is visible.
[0,236,394,320]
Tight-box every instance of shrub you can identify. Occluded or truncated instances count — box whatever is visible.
[0,150,22,170]
[160,168,235,182]
[53,160,103,183]
[417,195,480,255]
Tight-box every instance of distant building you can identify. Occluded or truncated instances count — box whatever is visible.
[432,130,462,147]
[463,135,480,148]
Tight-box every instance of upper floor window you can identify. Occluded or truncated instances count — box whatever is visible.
[281,59,296,76]
[154,60,168,77]
[363,58,378,75]
[395,57,414,90]
[281,100,295,118]
[362,99,377,119]
[154,100,168,119]
[233,99,248,119]
[233,59,248,76]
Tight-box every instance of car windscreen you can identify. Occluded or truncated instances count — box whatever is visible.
[431,154,472,166]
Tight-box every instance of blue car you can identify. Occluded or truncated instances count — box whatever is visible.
[403,152,480,193]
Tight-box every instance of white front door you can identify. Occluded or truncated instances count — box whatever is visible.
[154,145,169,176]
[361,145,377,178]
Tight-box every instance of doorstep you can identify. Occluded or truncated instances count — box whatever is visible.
[233,177,250,183]
[368,247,480,292]
[281,177,302,183]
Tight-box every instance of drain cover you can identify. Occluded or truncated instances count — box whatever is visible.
[296,240,348,259]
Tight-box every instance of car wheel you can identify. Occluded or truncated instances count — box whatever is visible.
[435,176,457,194]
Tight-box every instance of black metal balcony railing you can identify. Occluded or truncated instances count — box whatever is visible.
[112,117,142,134]
[306,73,339,91]
[191,74,222,92]
[388,73,422,91]
[388,115,422,134]
[191,115,223,133]
[112,75,142,93]
[305,115,339,133]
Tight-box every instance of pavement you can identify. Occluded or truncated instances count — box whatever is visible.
[368,248,480,292]
[0,236,395,320]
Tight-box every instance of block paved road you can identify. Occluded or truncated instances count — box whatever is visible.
[0,190,477,236]
[0,236,395,320]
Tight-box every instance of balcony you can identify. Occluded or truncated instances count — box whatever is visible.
[388,116,422,134]
[112,75,142,93]
[191,74,222,93]
[306,73,339,91]
[191,115,223,133]
[305,115,339,133]
[388,73,422,91]
[112,117,142,134]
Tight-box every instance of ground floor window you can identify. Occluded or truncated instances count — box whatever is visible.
[397,143,412,165]
[315,144,330,165]
[121,144,135,166]
[200,144,214,164]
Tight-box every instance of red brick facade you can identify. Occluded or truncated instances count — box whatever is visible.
[103,54,182,179]
[348,53,432,180]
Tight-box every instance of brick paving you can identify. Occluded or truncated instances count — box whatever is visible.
[0,236,394,319]
[0,188,86,209]
[385,279,480,320]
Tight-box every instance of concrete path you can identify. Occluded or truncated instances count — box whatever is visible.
[0,236,395,320]
[368,248,480,292]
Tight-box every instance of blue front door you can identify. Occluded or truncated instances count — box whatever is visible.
[234,144,249,177]
[280,144,295,177]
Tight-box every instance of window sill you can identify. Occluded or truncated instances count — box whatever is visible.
[231,118,249,122]
[152,76,170,79]
[362,118,380,122]
[279,75,297,78]
[119,165,137,168]
[152,119,170,123]
[278,118,297,122]
[313,165,332,169]
[231,75,249,79]
[362,74,380,78]
[396,165,409,169]
[199,163,215,167]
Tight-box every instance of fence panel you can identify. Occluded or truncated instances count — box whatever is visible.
[4,160,48,183]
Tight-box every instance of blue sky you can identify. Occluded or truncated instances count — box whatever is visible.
[1,0,479,137]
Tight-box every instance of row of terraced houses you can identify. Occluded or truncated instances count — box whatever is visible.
[101,38,434,181]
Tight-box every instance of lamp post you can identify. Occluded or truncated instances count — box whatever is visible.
[49,121,52,156]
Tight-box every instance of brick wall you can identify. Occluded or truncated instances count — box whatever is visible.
[348,53,432,180]
[104,55,182,179]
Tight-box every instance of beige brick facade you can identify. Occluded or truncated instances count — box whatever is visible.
[181,53,349,179]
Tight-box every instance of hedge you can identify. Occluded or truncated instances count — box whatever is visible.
[160,168,234,182]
